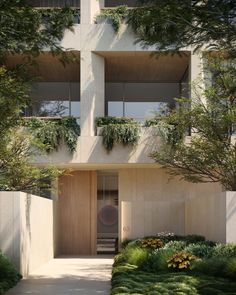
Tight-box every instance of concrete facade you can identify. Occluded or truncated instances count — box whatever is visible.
[2,0,236,276]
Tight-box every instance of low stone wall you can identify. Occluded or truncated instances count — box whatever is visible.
[185,190,236,243]
[119,168,236,244]
[0,192,54,277]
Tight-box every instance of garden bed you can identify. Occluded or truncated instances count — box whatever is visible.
[0,252,21,295]
[112,234,236,294]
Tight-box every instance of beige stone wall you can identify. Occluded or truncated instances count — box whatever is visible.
[118,168,236,244]
[0,192,54,277]
[119,168,187,241]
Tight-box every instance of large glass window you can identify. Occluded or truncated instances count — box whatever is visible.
[106,82,179,122]
[26,82,80,118]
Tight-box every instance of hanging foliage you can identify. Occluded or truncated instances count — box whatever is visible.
[97,5,129,32]
[24,117,80,153]
[96,116,140,152]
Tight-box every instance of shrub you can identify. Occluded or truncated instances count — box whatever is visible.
[156,232,175,240]
[125,247,149,268]
[164,241,187,252]
[113,253,125,267]
[120,239,132,249]
[225,258,236,279]
[0,252,21,294]
[213,243,236,258]
[167,252,198,270]
[182,235,206,244]
[140,238,164,250]
[155,233,206,245]
[185,243,214,259]
[144,248,175,272]
[191,257,228,277]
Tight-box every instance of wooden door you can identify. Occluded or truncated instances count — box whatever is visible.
[57,171,97,255]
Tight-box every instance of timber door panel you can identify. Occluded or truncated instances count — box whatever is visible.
[57,171,97,255]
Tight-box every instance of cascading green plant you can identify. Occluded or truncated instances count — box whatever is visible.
[97,5,129,32]
[24,117,80,153]
[96,116,140,152]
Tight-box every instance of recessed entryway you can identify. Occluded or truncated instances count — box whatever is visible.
[97,171,118,254]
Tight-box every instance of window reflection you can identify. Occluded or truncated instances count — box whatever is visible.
[108,101,170,122]
[26,82,80,118]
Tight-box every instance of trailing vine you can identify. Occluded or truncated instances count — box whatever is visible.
[97,6,129,32]
[24,117,80,153]
[96,116,140,152]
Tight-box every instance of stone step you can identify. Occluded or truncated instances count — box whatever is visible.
[97,243,115,248]
[97,238,116,243]
[97,246,116,252]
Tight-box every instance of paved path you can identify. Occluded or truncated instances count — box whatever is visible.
[6,256,113,295]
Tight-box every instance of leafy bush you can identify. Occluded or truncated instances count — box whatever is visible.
[140,238,164,250]
[164,241,187,252]
[185,243,214,258]
[213,243,236,258]
[113,253,125,267]
[0,252,21,294]
[167,252,198,270]
[182,235,206,244]
[144,248,175,272]
[144,117,160,127]
[155,233,205,245]
[120,239,132,249]
[124,247,149,268]
[225,258,236,279]
[192,257,228,277]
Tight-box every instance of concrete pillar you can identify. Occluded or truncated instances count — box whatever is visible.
[80,51,105,136]
[190,51,205,102]
[80,0,104,24]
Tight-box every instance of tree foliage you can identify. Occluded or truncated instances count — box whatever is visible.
[0,1,75,59]
[152,55,236,191]
[0,0,75,193]
[128,0,236,54]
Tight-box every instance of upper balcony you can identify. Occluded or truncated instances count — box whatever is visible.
[28,51,191,167]
[6,50,192,168]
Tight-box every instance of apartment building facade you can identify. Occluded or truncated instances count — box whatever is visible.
[7,0,235,257]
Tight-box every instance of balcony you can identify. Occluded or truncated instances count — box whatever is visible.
[101,51,190,123]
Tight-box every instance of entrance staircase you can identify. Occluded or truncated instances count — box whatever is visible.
[97,238,118,254]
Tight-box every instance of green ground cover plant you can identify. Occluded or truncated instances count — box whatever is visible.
[112,234,236,294]
[0,252,21,295]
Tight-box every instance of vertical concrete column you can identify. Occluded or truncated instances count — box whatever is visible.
[80,0,104,24]
[80,51,105,136]
[190,51,205,102]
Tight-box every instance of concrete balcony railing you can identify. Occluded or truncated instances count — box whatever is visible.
[34,117,163,167]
